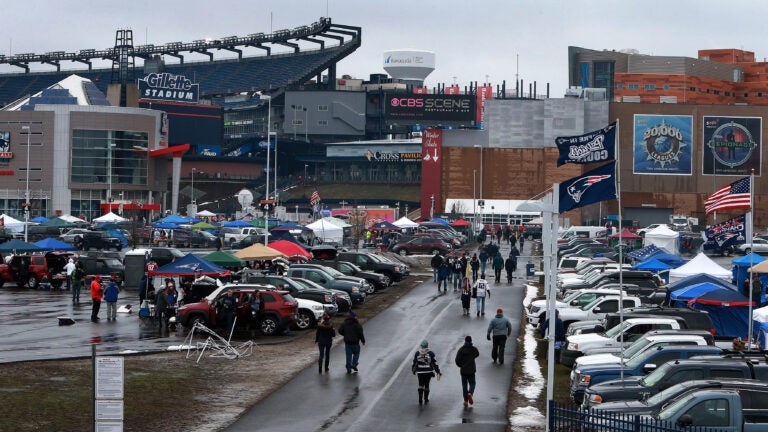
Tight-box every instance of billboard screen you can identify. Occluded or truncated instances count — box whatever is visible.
[633,115,693,175]
[385,94,475,123]
[139,101,222,150]
[702,116,761,176]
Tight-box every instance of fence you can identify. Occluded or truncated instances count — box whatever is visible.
[549,401,731,432]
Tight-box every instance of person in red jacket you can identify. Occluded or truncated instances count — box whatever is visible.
[90,275,104,322]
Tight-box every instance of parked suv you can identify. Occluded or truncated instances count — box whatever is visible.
[391,237,450,256]
[76,255,125,285]
[0,251,72,288]
[241,273,339,316]
[336,251,409,282]
[285,266,366,305]
[290,263,373,294]
[176,284,297,336]
[149,247,185,267]
[307,259,389,290]
[77,231,122,251]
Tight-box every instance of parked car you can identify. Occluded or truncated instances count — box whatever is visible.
[307,259,389,290]
[76,231,122,251]
[232,234,262,249]
[523,225,542,240]
[290,263,373,294]
[149,247,185,267]
[0,251,73,288]
[636,224,672,237]
[391,237,450,256]
[176,284,297,336]
[737,237,768,254]
[292,277,352,313]
[222,227,266,247]
[169,229,218,248]
[241,273,339,316]
[76,255,125,285]
[322,251,410,283]
[285,266,366,305]
[26,225,64,242]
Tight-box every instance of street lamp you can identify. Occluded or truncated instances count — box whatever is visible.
[264,94,271,201]
[273,132,278,204]
[191,168,196,204]
[430,194,435,220]
[21,125,30,242]
[473,169,477,239]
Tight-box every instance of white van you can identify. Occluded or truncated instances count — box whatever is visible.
[560,226,613,241]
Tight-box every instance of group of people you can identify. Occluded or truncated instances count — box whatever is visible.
[314,310,365,375]
[63,257,120,323]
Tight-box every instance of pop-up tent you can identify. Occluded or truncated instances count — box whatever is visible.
[0,214,25,232]
[668,252,731,284]
[752,306,768,349]
[626,244,663,262]
[643,225,679,253]
[306,219,343,244]
[669,282,729,307]
[149,253,230,277]
[687,288,753,339]
[733,253,767,293]
[393,217,418,229]
[93,212,127,223]
[664,273,738,306]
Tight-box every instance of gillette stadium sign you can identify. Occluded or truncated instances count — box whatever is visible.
[138,73,199,103]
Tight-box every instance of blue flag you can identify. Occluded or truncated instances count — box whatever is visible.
[558,162,616,214]
[555,122,616,166]
[703,215,746,251]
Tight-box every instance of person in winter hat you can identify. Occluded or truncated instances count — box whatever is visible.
[486,308,513,364]
[460,283,472,316]
[411,340,441,406]
[338,310,366,374]
[454,335,480,407]
[315,314,336,374]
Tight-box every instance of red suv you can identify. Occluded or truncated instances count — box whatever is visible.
[391,237,451,256]
[176,284,297,336]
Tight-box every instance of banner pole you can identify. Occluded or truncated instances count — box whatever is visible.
[748,170,755,350]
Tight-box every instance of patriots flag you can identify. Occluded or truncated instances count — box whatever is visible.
[558,162,617,214]
[555,122,616,166]
[705,177,751,215]
[703,214,746,251]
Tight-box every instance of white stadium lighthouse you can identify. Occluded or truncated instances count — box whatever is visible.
[383,50,435,84]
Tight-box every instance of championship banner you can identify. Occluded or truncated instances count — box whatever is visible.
[703,215,746,251]
[558,162,616,214]
[555,122,616,166]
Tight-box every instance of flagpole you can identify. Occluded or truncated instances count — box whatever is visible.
[614,118,626,380]
[748,170,755,350]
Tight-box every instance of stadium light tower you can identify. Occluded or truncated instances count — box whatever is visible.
[264,94,271,201]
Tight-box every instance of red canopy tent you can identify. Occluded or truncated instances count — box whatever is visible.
[610,229,642,239]
[268,240,311,260]
[451,219,471,227]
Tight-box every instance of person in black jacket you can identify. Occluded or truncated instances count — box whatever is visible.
[338,311,366,374]
[455,335,480,407]
[315,314,336,374]
[411,339,441,405]
[430,251,444,282]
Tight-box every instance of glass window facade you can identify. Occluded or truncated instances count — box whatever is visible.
[593,60,615,100]
[71,130,149,186]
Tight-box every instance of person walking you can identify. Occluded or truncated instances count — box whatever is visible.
[430,251,444,283]
[455,335,480,407]
[215,235,223,251]
[154,284,170,327]
[473,275,490,316]
[63,258,75,291]
[104,276,120,321]
[460,283,471,316]
[412,339,441,406]
[218,289,238,335]
[469,253,480,282]
[487,308,513,364]
[71,262,85,305]
[540,309,566,351]
[315,314,336,374]
[453,253,467,291]
[437,260,451,293]
[492,252,504,283]
[338,310,365,374]
[90,276,104,322]
[519,233,525,251]
[478,248,489,277]
[504,254,516,284]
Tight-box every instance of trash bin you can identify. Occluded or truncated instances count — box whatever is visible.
[525,263,535,277]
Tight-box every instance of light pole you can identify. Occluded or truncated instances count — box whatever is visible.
[21,125,30,242]
[473,169,477,239]
[291,104,298,140]
[303,107,308,142]
[273,132,278,204]
[304,164,308,184]
[107,142,116,210]
[264,94,271,201]
[430,194,435,220]
[191,168,196,204]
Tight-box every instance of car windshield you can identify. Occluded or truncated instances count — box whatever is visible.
[293,278,326,291]
[169,248,185,258]
[339,262,362,272]
[562,290,582,303]
[102,258,123,267]
[580,297,604,311]
[639,361,673,388]
[621,336,654,359]
[199,231,216,240]
[604,320,633,338]
[320,266,344,278]
[654,390,698,420]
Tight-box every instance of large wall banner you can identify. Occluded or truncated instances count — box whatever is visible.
[702,116,761,176]
[633,115,692,175]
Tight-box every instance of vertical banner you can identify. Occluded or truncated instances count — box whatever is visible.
[633,114,693,175]
[475,85,493,129]
[702,116,761,176]
[421,129,442,216]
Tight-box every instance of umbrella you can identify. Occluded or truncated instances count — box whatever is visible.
[0,239,44,253]
[191,221,216,230]
[34,238,77,251]
[268,239,311,259]
[202,251,245,269]
[749,260,768,274]
[31,216,49,223]
[234,243,286,261]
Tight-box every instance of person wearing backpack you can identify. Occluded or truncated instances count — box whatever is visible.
[71,262,85,305]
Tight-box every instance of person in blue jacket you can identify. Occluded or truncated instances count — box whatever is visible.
[104,276,120,321]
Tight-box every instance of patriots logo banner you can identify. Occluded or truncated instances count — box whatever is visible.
[555,122,616,166]
[703,214,746,251]
[558,162,617,214]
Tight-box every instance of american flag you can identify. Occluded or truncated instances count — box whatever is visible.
[705,177,751,214]
[310,189,321,206]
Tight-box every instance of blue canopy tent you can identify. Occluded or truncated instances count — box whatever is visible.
[633,258,676,284]
[147,253,230,277]
[664,273,739,306]
[626,244,663,262]
[272,222,311,232]
[0,239,44,253]
[223,220,252,228]
[153,222,180,230]
[731,253,768,294]
[669,282,725,308]
[688,289,753,339]
[651,253,686,267]
[33,238,77,251]
[30,216,49,223]
[370,221,399,230]
[159,214,198,224]
[427,218,450,225]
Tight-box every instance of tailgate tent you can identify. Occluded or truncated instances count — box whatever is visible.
[148,253,230,277]
[306,219,343,244]
[732,253,767,294]
[688,289,753,339]
[393,217,419,229]
[669,282,729,307]
[752,306,768,349]
[0,214,25,232]
[664,273,738,306]
[642,225,680,253]
[93,212,127,223]
[626,244,663,262]
[668,252,732,284]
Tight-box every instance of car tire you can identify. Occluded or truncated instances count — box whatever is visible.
[293,310,314,330]
[186,313,205,327]
[398,249,408,256]
[430,249,441,255]
[745,248,752,254]
[380,274,391,287]
[27,274,38,289]
[260,315,279,336]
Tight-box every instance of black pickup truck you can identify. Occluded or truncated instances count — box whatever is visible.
[307,259,388,290]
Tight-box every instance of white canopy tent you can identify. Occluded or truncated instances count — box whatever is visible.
[393,216,419,228]
[59,214,88,224]
[306,219,343,243]
[642,225,679,253]
[93,212,128,223]
[668,252,732,283]
[0,214,25,232]
[321,216,351,228]
[195,210,217,217]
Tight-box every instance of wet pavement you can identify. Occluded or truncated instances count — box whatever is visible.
[227,241,528,432]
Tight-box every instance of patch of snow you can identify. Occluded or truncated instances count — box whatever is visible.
[515,284,545,401]
[509,405,546,428]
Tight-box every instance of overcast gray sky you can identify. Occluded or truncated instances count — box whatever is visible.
[3,0,768,96]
